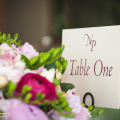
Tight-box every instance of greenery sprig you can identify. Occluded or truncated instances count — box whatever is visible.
[0,32,22,47]
[21,45,65,70]
[55,57,68,74]
[50,91,75,118]
[91,109,104,119]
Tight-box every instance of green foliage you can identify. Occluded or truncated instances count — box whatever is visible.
[87,106,94,111]
[30,45,65,70]
[81,102,85,106]
[53,79,61,86]
[90,108,104,119]
[30,56,39,66]
[20,85,32,97]
[50,91,75,118]
[55,57,68,74]
[60,83,75,92]
[0,111,2,116]
[21,54,30,69]
[45,62,55,70]
[0,32,21,46]
[3,81,16,98]
[24,93,32,103]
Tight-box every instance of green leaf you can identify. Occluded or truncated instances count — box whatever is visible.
[38,52,44,58]
[52,100,59,104]
[62,61,68,69]
[68,112,75,118]
[48,48,55,54]
[58,97,66,102]
[7,34,11,39]
[27,86,32,91]
[21,54,30,69]
[40,53,50,63]
[30,56,39,65]
[60,57,65,64]
[53,48,60,58]
[37,53,50,67]
[2,33,6,40]
[55,60,60,68]
[60,83,75,92]
[58,64,62,73]
[20,85,32,97]
[41,94,45,100]
[60,101,68,107]
[8,83,16,94]
[45,62,55,70]
[87,106,93,111]
[53,79,60,86]
[81,102,85,106]
[99,109,104,115]
[91,109,97,116]
[14,33,18,41]
[7,39,14,43]
[59,45,65,54]
[24,93,32,103]
[0,111,2,116]
[18,40,22,44]
[64,106,72,111]
[36,92,41,101]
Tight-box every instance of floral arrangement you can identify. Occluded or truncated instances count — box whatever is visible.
[0,32,103,120]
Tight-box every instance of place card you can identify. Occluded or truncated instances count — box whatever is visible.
[62,25,120,109]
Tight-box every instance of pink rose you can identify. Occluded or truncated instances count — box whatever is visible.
[0,65,24,83]
[66,89,81,113]
[1,99,49,120]
[15,73,58,101]
[18,42,39,59]
[0,43,16,57]
[0,54,14,66]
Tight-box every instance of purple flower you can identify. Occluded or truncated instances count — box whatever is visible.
[75,107,91,120]
[2,99,49,120]
[48,89,91,120]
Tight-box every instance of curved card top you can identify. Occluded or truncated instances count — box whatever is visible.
[62,25,120,109]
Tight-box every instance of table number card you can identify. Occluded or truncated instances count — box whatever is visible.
[62,25,120,109]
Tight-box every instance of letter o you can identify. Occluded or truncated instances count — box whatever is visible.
[94,60,103,76]
[83,92,95,110]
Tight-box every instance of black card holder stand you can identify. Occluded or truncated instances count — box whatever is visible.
[83,92,95,111]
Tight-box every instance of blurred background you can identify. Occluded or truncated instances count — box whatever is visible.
[1,0,120,119]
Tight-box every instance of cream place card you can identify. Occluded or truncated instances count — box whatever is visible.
[62,25,120,109]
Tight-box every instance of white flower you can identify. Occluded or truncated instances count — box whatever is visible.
[0,99,11,112]
[24,69,37,74]
[0,75,8,89]
[40,68,55,82]
[14,54,21,62]
[0,64,24,83]
[15,61,25,68]
[56,69,62,79]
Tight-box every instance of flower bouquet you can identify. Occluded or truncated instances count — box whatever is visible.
[0,32,103,120]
